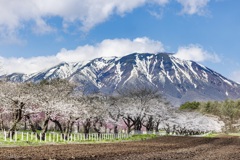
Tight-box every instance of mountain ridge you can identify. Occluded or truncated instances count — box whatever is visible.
[1,53,240,106]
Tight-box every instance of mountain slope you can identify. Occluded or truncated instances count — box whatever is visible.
[2,53,240,106]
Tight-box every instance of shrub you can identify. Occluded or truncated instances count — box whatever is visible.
[179,101,200,110]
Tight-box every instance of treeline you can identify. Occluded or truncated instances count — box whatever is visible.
[0,79,174,140]
[180,100,240,132]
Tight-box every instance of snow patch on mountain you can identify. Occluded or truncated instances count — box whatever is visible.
[1,52,240,107]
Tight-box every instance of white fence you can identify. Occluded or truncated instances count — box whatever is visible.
[1,131,131,143]
[0,130,170,143]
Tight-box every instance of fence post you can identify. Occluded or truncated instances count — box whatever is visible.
[31,132,33,141]
[53,133,55,142]
[26,132,29,141]
[4,131,7,141]
[153,130,156,135]
[9,131,12,142]
[35,133,38,141]
[40,133,42,143]
[52,133,54,142]
[15,131,17,142]
[56,133,58,142]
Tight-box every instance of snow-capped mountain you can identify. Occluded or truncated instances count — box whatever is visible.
[2,53,240,106]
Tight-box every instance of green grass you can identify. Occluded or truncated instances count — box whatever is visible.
[203,133,219,138]
[203,132,240,138]
[125,134,157,141]
[0,131,159,146]
[227,133,240,136]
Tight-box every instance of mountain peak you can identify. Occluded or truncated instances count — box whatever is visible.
[1,52,240,106]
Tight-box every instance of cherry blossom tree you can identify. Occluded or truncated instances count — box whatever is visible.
[116,85,171,133]
[0,81,38,137]
[23,79,76,140]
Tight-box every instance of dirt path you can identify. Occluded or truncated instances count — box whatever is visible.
[0,136,239,160]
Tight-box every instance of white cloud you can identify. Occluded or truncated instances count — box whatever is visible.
[176,0,210,15]
[32,19,55,35]
[148,9,164,19]
[0,0,213,42]
[0,0,169,41]
[0,56,60,75]
[56,37,165,62]
[0,37,164,74]
[174,44,220,63]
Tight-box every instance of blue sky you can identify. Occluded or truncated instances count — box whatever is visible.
[0,0,239,82]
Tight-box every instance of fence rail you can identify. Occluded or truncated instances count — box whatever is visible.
[1,131,132,143]
[0,130,207,143]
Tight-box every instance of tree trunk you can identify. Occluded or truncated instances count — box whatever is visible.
[25,115,40,140]
[133,117,142,132]
[50,118,63,133]
[41,116,50,140]
[154,120,160,133]
[82,118,91,138]
[0,114,4,130]
[123,117,134,134]
[113,125,118,134]
[7,121,18,138]
[63,119,71,139]
[24,116,27,130]
[7,101,25,138]
[69,121,75,134]
[144,116,154,132]
[77,122,80,133]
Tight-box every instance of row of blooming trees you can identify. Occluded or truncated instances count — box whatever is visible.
[180,100,240,132]
[0,79,220,140]
[0,79,174,139]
